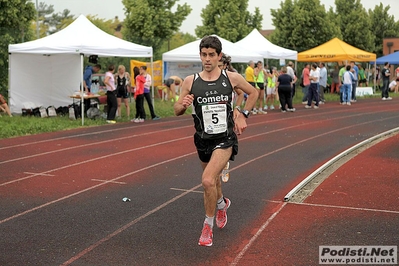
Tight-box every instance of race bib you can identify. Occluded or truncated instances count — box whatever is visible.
[202,104,227,134]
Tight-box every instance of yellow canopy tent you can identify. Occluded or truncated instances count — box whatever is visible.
[297,38,376,62]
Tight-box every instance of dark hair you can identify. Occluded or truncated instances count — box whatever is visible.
[220,53,231,66]
[385,62,389,66]
[140,65,147,71]
[346,65,351,71]
[199,36,222,55]
[311,63,318,69]
[108,64,115,71]
[133,66,140,78]
[94,64,101,70]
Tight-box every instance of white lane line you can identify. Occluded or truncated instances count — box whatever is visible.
[170,187,203,194]
[288,201,399,214]
[230,202,288,266]
[0,125,193,165]
[1,105,391,164]
[0,118,193,151]
[23,172,54,177]
[91,179,127,185]
[60,183,203,266]
[0,152,197,225]
[0,135,192,187]
[2,115,397,224]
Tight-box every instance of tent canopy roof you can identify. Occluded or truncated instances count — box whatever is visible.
[162,34,263,63]
[9,15,152,57]
[235,29,297,60]
[371,51,399,65]
[297,38,376,62]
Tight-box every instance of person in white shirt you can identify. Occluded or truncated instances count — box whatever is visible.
[305,63,320,109]
[389,78,399,93]
[342,65,354,105]
[319,62,327,103]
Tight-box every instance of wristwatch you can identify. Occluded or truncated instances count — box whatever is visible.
[241,109,250,118]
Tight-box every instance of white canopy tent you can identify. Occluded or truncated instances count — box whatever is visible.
[8,14,153,123]
[235,29,297,60]
[162,34,263,63]
[162,35,263,80]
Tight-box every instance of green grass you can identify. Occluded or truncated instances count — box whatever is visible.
[0,99,181,139]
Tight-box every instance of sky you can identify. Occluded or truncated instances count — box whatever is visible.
[41,0,399,35]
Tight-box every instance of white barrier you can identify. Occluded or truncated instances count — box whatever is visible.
[356,87,373,96]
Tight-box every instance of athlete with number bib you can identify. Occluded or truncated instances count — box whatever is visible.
[174,36,258,247]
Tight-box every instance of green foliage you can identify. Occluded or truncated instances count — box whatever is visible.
[270,0,340,52]
[0,0,36,97]
[122,0,192,59]
[334,0,374,52]
[368,3,399,57]
[158,32,197,59]
[195,0,263,42]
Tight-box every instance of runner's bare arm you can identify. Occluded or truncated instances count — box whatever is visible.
[174,76,194,116]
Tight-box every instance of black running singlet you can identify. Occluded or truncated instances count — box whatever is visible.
[190,69,235,140]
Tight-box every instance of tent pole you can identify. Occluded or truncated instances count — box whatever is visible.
[151,57,154,107]
[8,53,11,112]
[81,54,84,126]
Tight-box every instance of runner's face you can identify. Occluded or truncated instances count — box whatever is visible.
[200,48,221,72]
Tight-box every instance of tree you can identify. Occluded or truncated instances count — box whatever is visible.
[334,0,374,52]
[195,0,263,42]
[122,0,192,60]
[368,3,399,57]
[270,0,340,52]
[0,0,36,96]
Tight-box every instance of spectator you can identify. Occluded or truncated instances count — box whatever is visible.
[0,94,12,117]
[132,66,146,122]
[319,62,327,103]
[254,61,267,114]
[286,61,296,97]
[276,66,295,112]
[301,63,311,104]
[104,64,117,123]
[115,65,131,118]
[141,66,160,120]
[389,77,399,93]
[305,63,320,109]
[350,61,359,102]
[83,64,101,112]
[330,65,340,94]
[358,65,368,87]
[342,65,354,105]
[381,62,392,100]
[265,68,277,110]
[164,76,183,102]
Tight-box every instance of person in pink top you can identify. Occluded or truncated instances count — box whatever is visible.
[104,64,117,123]
[301,63,310,104]
[132,66,146,123]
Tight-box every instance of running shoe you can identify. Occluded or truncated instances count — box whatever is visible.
[198,222,213,246]
[106,120,116,124]
[314,105,319,109]
[221,162,230,183]
[216,197,231,229]
[270,105,275,110]
[305,105,312,109]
